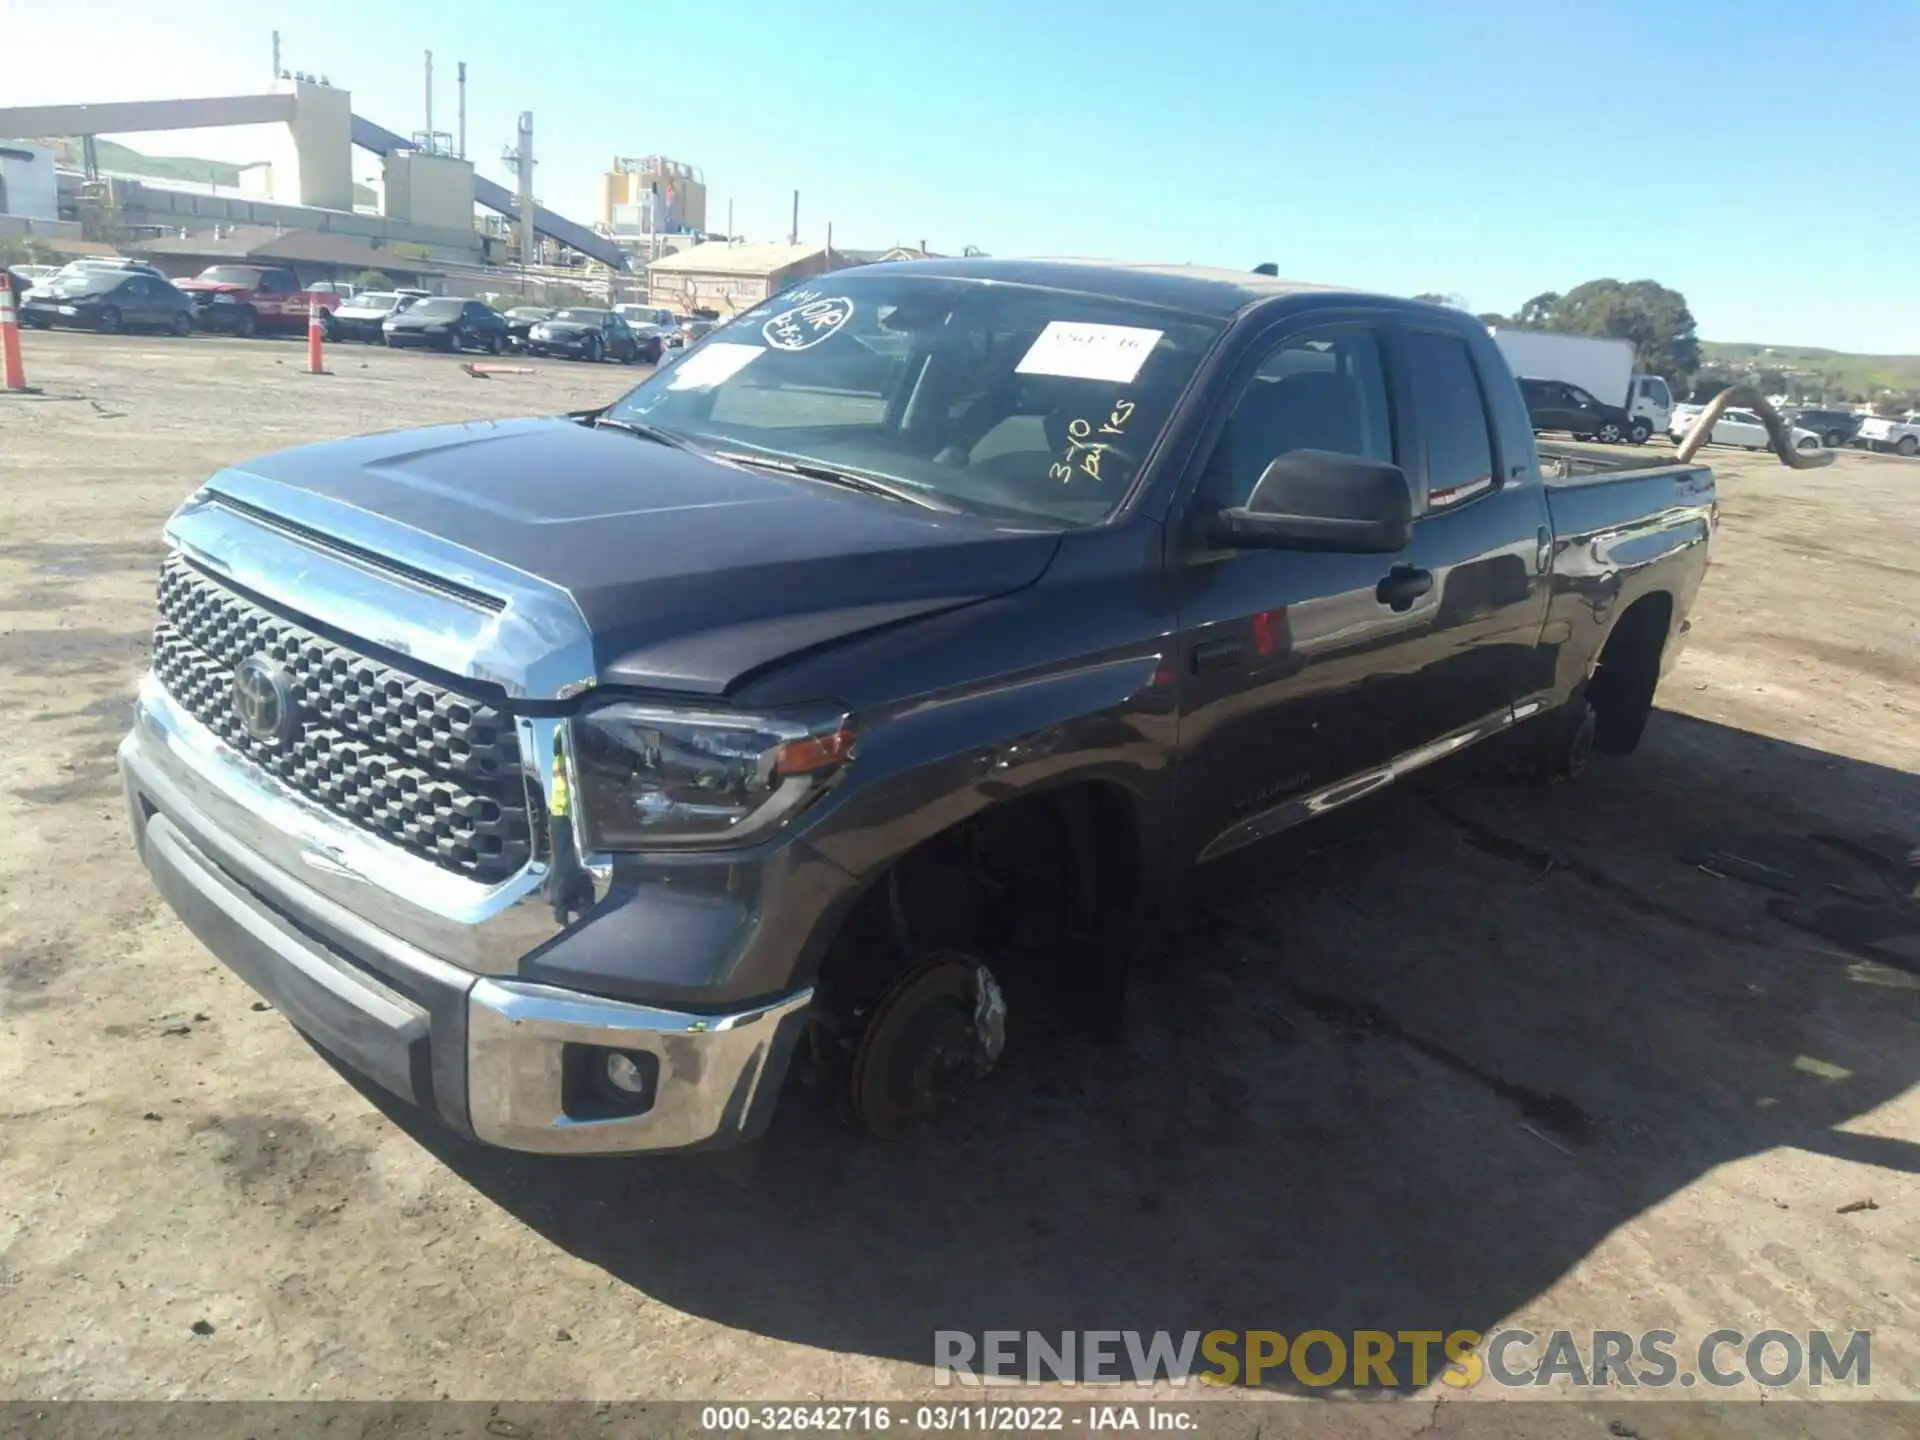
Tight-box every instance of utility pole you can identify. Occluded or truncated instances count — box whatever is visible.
[271,29,281,80]
[424,51,434,142]
[789,190,799,246]
[457,62,467,160]
[726,198,733,240]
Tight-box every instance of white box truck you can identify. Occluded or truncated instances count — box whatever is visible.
[1489,328,1673,440]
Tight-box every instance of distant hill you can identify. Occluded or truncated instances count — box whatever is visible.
[1700,340,1920,400]
[40,137,377,210]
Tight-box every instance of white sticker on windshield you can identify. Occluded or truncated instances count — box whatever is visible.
[666,342,763,391]
[1015,322,1164,384]
[762,296,854,351]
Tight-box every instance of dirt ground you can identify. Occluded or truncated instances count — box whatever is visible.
[0,331,1915,1416]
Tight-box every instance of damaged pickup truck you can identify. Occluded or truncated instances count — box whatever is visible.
[123,258,1740,1153]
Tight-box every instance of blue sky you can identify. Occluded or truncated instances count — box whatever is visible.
[14,0,1919,353]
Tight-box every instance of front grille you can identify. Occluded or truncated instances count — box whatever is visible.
[151,555,532,883]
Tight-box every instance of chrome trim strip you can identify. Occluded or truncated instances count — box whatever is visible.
[1197,703,1520,863]
[133,677,562,973]
[467,979,812,1153]
[166,471,598,700]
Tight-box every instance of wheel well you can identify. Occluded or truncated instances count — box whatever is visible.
[1588,591,1671,754]
[812,780,1143,1043]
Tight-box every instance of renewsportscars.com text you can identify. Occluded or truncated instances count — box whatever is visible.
[933,1328,1870,1389]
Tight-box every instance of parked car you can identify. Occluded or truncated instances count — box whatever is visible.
[611,304,677,362]
[1855,412,1920,457]
[1489,329,1670,440]
[381,296,509,352]
[524,307,641,362]
[120,258,1737,1155]
[1671,407,1822,453]
[327,291,420,343]
[19,267,196,335]
[306,281,358,301]
[1517,377,1637,443]
[175,265,344,337]
[1786,409,1863,449]
[502,306,554,351]
[677,316,720,348]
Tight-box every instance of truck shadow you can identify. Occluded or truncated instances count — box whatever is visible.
[361,709,1920,1393]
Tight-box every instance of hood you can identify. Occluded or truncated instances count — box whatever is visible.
[534,320,596,336]
[177,280,247,295]
[208,417,1062,695]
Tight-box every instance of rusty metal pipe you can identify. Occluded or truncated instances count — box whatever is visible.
[1673,384,1834,469]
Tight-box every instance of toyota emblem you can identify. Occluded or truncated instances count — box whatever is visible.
[232,656,297,745]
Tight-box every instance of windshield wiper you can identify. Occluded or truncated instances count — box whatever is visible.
[591,415,696,450]
[709,450,957,512]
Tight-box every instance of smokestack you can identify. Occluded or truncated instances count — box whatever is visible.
[790,190,799,246]
[457,62,467,160]
[517,111,536,269]
[424,50,434,141]
[271,30,280,81]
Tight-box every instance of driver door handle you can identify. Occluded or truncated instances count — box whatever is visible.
[1376,565,1433,612]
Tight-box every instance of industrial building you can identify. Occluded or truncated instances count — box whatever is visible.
[0,68,624,273]
[600,156,706,236]
[644,240,843,313]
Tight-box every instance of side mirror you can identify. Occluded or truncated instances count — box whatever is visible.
[1208,450,1412,554]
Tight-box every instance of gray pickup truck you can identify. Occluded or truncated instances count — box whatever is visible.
[121,259,1720,1154]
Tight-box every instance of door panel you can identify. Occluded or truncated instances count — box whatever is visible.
[1170,319,1437,864]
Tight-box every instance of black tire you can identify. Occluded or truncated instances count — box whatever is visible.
[1628,419,1652,445]
[644,339,663,365]
[1518,693,1597,783]
[1796,436,1820,454]
[1589,607,1666,756]
[169,312,193,337]
[584,335,603,364]
[1596,420,1623,444]
[97,306,123,334]
[233,306,258,338]
[1898,435,1919,458]
[1824,429,1845,448]
[486,332,503,355]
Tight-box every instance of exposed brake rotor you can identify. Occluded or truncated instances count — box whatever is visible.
[848,953,1007,1139]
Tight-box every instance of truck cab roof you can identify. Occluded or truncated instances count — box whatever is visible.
[849,256,1362,320]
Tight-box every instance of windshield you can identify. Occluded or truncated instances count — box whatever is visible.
[604,274,1223,525]
[551,309,607,324]
[407,298,463,318]
[196,267,265,286]
[350,292,399,310]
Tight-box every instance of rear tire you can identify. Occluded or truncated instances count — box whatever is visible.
[234,306,258,338]
[1898,435,1919,458]
[1589,604,1667,756]
[169,312,193,337]
[487,333,503,355]
[1824,429,1845,448]
[1596,420,1623,444]
[1628,420,1652,445]
[97,306,123,334]
[584,335,603,364]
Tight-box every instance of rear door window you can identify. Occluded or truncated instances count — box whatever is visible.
[1399,329,1497,508]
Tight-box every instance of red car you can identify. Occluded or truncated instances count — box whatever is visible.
[174,265,343,338]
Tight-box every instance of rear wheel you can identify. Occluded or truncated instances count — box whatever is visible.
[1824,429,1845,448]
[97,306,123,334]
[584,335,603,364]
[1589,600,1669,755]
[1796,435,1820,454]
[1898,435,1919,458]
[486,332,503,355]
[233,306,258,338]
[169,312,193,337]
[1596,420,1624,444]
[1628,419,1652,445]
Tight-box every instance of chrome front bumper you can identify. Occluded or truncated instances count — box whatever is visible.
[120,685,811,1155]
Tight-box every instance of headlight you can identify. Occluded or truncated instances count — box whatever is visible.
[57,305,78,315]
[573,703,854,849]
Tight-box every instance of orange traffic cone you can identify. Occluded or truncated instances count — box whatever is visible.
[307,297,324,374]
[0,273,26,391]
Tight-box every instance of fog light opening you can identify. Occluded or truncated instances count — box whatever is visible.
[562,1044,661,1120]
